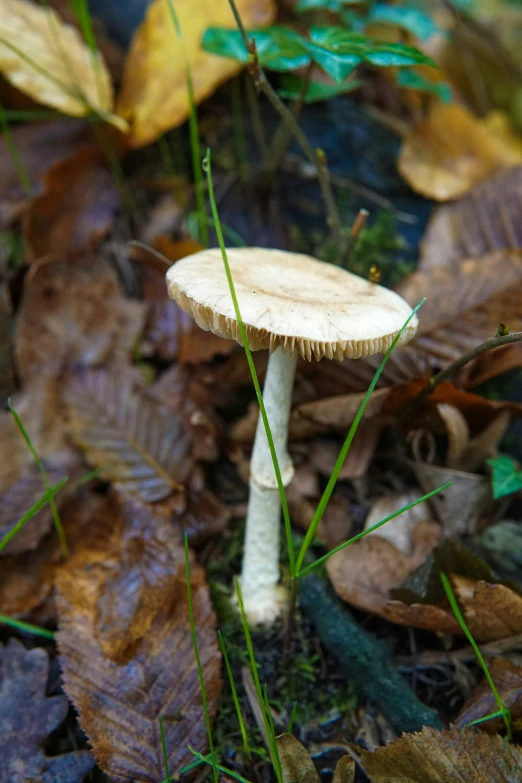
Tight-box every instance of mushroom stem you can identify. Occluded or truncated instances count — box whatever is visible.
[239,346,298,624]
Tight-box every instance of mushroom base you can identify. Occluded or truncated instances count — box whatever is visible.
[235,582,289,626]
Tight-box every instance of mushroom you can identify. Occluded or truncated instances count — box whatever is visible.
[166,247,418,624]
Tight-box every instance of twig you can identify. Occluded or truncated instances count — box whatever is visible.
[227,0,344,255]
[344,208,369,267]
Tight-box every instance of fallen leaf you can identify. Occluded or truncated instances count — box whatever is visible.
[14,255,145,382]
[23,146,120,259]
[456,657,522,733]
[277,733,320,783]
[327,519,441,616]
[364,491,433,556]
[55,498,222,782]
[347,726,522,782]
[0,0,124,127]
[398,104,522,201]
[0,638,95,783]
[116,0,276,147]
[65,369,194,503]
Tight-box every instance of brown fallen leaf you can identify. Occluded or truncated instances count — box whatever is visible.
[277,733,320,783]
[398,104,522,201]
[0,638,95,783]
[342,726,522,782]
[55,498,222,782]
[0,0,124,127]
[14,255,145,382]
[116,0,276,147]
[327,519,441,617]
[23,146,120,259]
[65,369,194,503]
[456,657,522,733]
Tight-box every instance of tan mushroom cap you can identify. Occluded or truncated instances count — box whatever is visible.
[166,248,418,361]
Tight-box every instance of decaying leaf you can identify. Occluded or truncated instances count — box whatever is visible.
[23,146,120,259]
[66,369,194,503]
[346,726,522,782]
[0,0,124,127]
[398,104,522,201]
[0,638,95,783]
[277,734,321,783]
[55,498,222,782]
[14,256,145,382]
[116,0,276,147]
[420,166,522,272]
[456,657,522,733]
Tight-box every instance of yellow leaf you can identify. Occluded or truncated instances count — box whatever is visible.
[116,0,276,148]
[398,103,522,201]
[0,0,125,130]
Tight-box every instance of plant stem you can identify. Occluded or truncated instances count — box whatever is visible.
[226,0,343,255]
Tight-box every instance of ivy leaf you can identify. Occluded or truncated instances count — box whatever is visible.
[202,26,310,72]
[278,73,362,103]
[307,27,436,82]
[395,68,452,102]
[487,455,522,499]
[367,4,442,41]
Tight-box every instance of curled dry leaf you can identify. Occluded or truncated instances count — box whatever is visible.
[456,657,522,733]
[398,103,522,201]
[65,369,194,503]
[277,734,320,783]
[0,0,124,127]
[326,519,441,617]
[55,498,222,782]
[14,255,145,382]
[0,638,95,783]
[116,0,276,147]
[346,726,522,782]
[23,146,120,259]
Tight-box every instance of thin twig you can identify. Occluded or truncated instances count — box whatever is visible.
[344,208,369,267]
[227,0,343,254]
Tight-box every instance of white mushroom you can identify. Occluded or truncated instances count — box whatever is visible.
[166,247,418,625]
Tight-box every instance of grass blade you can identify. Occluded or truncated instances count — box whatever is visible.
[159,716,172,782]
[205,148,296,579]
[8,401,68,557]
[0,615,54,640]
[0,476,67,554]
[218,630,251,757]
[184,535,218,783]
[0,103,33,198]
[295,299,425,575]
[440,571,512,739]
[299,482,452,576]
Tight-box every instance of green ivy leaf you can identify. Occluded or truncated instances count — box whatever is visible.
[278,74,362,103]
[307,26,436,81]
[487,455,522,499]
[395,68,452,101]
[202,27,310,72]
[368,4,442,41]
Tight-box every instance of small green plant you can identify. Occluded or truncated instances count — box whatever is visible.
[487,454,522,499]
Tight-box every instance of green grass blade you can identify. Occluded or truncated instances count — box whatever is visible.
[184,535,218,783]
[8,402,68,558]
[295,300,425,575]
[188,749,254,783]
[0,477,68,554]
[205,148,296,579]
[0,615,55,640]
[235,578,283,783]
[288,701,298,733]
[165,0,208,246]
[159,716,172,782]
[440,571,512,739]
[299,482,452,576]
[0,103,33,198]
[218,630,251,757]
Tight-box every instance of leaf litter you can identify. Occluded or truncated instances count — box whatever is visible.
[4,0,522,779]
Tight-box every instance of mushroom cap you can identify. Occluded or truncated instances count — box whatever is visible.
[166,248,418,361]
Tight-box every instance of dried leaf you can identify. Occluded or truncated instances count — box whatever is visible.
[398,104,522,200]
[0,638,95,783]
[420,166,522,272]
[0,0,124,127]
[277,734,321,783]
[351,726,522,782]
[327,519,441,617]
[364,491,433,556]
[66,369,194,503]
[55,499,222,782]
[23,146,120,259]
[456,657,522,733]
[116,0,276,147]
[14,256,145,382]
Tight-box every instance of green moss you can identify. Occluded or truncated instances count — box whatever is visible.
[347,211,413,286]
